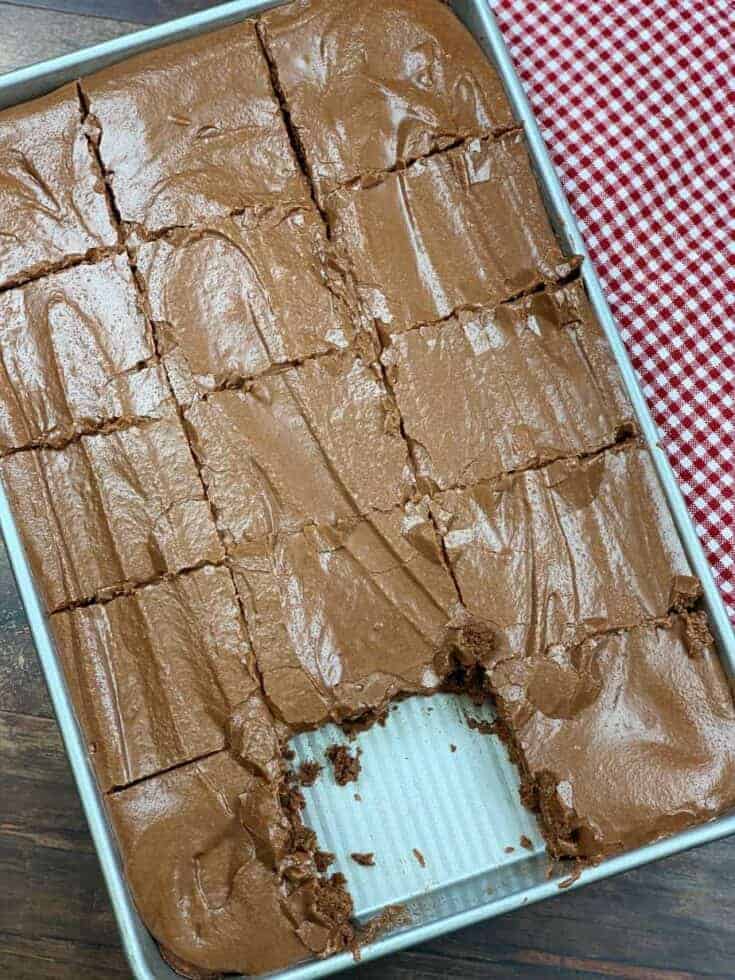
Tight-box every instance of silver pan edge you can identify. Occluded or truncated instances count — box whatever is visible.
[1,3,733,977]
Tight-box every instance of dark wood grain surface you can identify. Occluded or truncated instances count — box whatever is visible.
[1,4,734,978]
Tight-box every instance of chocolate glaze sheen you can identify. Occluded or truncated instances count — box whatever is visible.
[259,0,516,197]
[1,0,734,976]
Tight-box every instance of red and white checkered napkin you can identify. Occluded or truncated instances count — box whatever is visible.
[490,0,735,616]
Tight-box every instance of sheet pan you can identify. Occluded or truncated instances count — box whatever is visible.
[1,2,734,977]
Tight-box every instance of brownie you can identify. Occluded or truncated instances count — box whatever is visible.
[135,205,362,403]
[185,351,411,552]
[327,745,363,786]
[107,749,353,976]
[382,280,634,491]
[326,131,577,337]
[489,615,735,858]
[81,22,308,233]
[0,255,157,452]
[1,4,732,978]
[0,84,116,289]
[51,566,256,791]
[0,410,222,611]
[231,506,459,728]
[431,443,692,659]
[259,0,515,197]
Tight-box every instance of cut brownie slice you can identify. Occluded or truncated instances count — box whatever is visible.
[431,443,691,660]
[51,566,255,791]
[107,749,342,976]
[136,206,362,403]
[258,0,515,197]
[0,408,223,611]
[81,21,308,233]
[0,84,116,289]
[0,255,158,452]
[231,505,460,728]
[382,280,633,491]
[185,351,411,551]
[489,614,735,858]
[326,131,576,336]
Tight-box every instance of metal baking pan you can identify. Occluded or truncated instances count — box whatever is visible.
[1,2,734,978]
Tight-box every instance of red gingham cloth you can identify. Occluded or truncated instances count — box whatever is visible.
[489,0,735,617]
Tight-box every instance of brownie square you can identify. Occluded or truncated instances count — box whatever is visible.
[382,281,634,491]
[327,132,575,336]
[0,84,116,289]
[52,565,255,791]
[185,351,411,551]
[0,410,223,611]
[107,750,312,975]
[0,255,158,452]
[489,615,735,858]
[231,505,459,728]
[136,206,362,403]
[431,444,691,660]
[81,21,308,233]
[259,0,515,197]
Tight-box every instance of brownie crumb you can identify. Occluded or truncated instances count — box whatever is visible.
[669,574,702,612]
[314,850,336,873]
[412,847,426,868]
[352,905,411,961]
[326,744,362,785]
[297,761,323,786]
[683,610,714,658]
[282,747,296,761]
[450,743,457,752]
[310,872,353,939]
[558,862,582,890]
[354,793,362,802]
[520,835,534,851]
[280,784,306,815]
[466,715,499,736]
[291,825,317,853]
[504,845,515,854]
[350,851,375,866]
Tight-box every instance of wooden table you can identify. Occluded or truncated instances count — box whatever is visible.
[1,3,734,977]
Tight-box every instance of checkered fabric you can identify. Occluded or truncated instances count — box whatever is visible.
[490,0,735,616]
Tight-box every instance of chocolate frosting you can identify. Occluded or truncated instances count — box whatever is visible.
[431,443,692,659]
[52,566,256,791]
[382,280,633,491]
[107,751,314,975]
[489,616,735,858]
[2,2,734,976]
[231,506,460,728]
[81,22,308,233]
[135,205,361,402]
[0,255,156,452]
[0,84,116,289]
[0,411,222,611]
[185,351,412,551]
[259,0,516,197]
[327,131,578,335]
